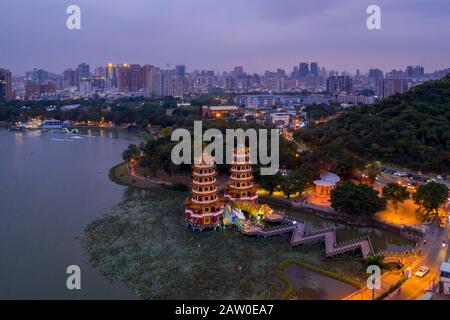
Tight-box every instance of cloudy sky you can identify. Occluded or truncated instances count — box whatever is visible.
[1,0,449,75]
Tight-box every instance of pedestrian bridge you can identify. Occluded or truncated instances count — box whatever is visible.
[241,216,375,258]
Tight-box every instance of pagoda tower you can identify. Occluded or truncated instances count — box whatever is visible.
[224,145,258,202]
[185,152,223,231]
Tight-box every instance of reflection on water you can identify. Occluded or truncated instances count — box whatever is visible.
[284,264,356,300]
[275,202,412,253]
[0,128,140,299]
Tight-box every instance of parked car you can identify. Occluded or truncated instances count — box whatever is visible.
[415,266,430,278]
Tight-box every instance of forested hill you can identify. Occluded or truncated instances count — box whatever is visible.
[297,74,450,174]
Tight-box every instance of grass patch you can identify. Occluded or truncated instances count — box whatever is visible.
[81,189,369,299]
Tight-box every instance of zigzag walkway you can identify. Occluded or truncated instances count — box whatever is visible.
[241,216,374,258]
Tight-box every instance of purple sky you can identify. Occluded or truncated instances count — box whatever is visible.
[1,0,449,75]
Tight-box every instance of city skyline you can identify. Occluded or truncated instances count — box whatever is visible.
[1,0,450,75]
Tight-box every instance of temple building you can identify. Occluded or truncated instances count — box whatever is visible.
[313,172,340,199]
[185,153,223,231]
[224,146,258,202]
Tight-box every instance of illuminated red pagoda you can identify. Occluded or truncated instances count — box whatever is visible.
[224,145,258,202]
[185,152,224,231]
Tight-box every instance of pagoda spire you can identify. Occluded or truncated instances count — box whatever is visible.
[224,144,258,202]
[185,152,224,231]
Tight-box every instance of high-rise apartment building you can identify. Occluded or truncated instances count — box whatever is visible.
[310,63,319,77]
[175,65,186,77]
[406,65,424,79]
[299,63,309,78]
[142,65,158,95]
[368,68,384,79]
[25,69,48,85]
[0,68,12,101]
[326,76,353,94]
[106,63,118,89]
[386,69,406,79]
[233,66,244,79]
[117,64,131,92]
[375,78,410,98]
[77,63,90,82]
[62,69,78,88]
[129,64,143,92]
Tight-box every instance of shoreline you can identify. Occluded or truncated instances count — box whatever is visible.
[107,161,411,300]
[109,161,424,245]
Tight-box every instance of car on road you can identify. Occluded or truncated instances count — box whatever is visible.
[415,266,430,278]
[395,171,408,177]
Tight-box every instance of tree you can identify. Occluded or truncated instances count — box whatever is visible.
[412,182,449,220]
[122,144,140,163]
[365,165,380,185]
[363,255,384,268]
[278,171,311,199]
[382,183,410,214]
[330,182,386,216]
[258,173,281,195]
[279,174,298,199]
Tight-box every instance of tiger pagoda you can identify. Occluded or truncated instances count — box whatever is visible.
[183,148,376,261]
[184,152,224,231]
[185,146,284,232]
[224,145,258,202]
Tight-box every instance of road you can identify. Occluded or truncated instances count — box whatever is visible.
[386,223,449,300]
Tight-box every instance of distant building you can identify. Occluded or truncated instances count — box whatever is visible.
[234,94,331,109]
[142,65,159,95]
[375,78,410,98]
[368,68,384,79]
[62,69,78,88]
[117,64,131,92]
[269,113,291,128]
[106,63,118,89]
[175,65,186,76]
[299,63,309,78]
[94,66,106,78]
[25,69,48,85]
[129,64,143,92]
[406,65,424,79]
[439,262,450,295]
[0,68,12,101]
[326,76,353,94]
[310,63,319,77]
[233,66,244,79]
[386,69,406,79]
[79,80,93,95]
[77,63,90,82]
[202,105,244,119]
[25,82,56,100]
[336,94,375,105]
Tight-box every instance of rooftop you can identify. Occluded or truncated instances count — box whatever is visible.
[440,261,450,273]
[320,172,341,184]
[204,105,240,111]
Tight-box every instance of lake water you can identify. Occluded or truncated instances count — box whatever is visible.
[0,128,139,299]
[283,264,356,300]
[0,127,412,299]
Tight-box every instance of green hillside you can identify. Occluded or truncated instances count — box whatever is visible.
[297,75,450,173]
